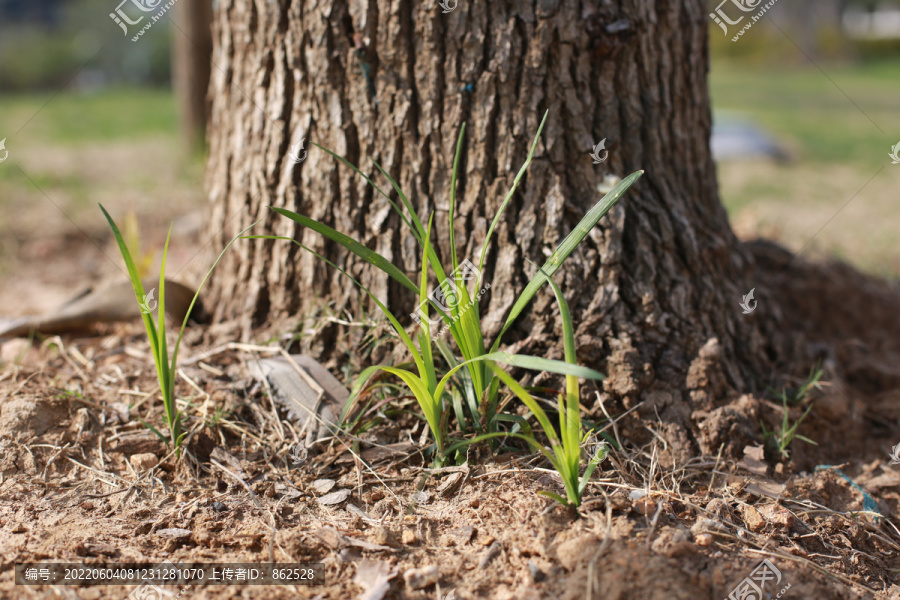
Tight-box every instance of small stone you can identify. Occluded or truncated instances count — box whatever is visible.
[371,526,391,546]
[130,453,159,471]
[528,561,546,582]
[156,528,192,540]
[401,530,417,544]
[759,504,795,529]
[633,498,657,515]
[739,503,765,532]
[80,501,95,511]
[695,533,713,546]
[403,566,438,590]
[480,535,495,546]
[211,501,227,512]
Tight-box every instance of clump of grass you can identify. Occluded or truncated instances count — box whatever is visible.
[100,205,256,453]
[257,112,641,467]
[762,365,823,460]
[488,272,608,508]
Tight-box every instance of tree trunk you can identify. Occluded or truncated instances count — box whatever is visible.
[172,0,213,150]
[205,0,788,463]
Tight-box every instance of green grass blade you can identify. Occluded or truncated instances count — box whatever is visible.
[419,215,438,394]
[432,351,603,402]
[157,226,176,442]
[478,110,549,278]
[490,170,643,352]
[99,204,160,357]
[312,143,421,241]
[382,366,442,452]
[542,270,581,472]
[579,443,608,495]
[370,160,451,287]
[537,490,571,507]
[248,235,426,378]
[488,364,561,448]
[342,363,391,422]
[171,220,261,374]
[269,206,419,294]
[448,124,465,277]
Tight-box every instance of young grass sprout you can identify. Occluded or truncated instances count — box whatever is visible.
[762,365,823,460]
[100,205,257,453]
[256,112,641,497]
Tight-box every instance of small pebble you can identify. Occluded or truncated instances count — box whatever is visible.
[211,501,228,512]
[695,533,713,546]
[403,566,438,590]
[129,453,159,471]
[401,530,417,544]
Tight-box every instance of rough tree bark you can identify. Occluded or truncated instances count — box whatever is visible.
[205,0,790,463]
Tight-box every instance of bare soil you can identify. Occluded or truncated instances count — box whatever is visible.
[1,219,900,600]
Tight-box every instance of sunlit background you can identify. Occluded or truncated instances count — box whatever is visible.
[1,0,899,321]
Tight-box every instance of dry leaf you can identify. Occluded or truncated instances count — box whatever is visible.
[318,489,351,506]
[312,479,336,495]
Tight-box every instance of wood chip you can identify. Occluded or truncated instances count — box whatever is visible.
[478,540,501,568]
[360,443,417,463]
[738,445,769,477]
[449,526,474,544]
[744,480,785,499]
[436,472,464,496]
[317,526,395,553]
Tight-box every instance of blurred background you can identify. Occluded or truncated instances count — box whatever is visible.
[0,0,899,319]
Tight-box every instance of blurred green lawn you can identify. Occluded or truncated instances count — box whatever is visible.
[710,60,900,278]
[0,87,201,211]
[1,61,898,278]
[0,87,204,285]
[1,87,178,144]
